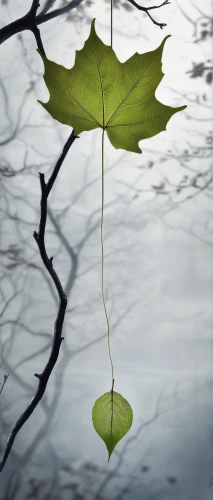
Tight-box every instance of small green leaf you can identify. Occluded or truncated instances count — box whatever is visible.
[37,18,186,154]
[92,390,133,461]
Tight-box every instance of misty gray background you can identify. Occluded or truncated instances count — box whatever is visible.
[0,0,213,498]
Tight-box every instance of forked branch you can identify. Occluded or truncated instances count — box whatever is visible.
[126,0,170,29]
[0,0,84,45]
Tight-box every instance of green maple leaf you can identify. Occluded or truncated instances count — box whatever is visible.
[38,18,186,154]
[92,390,133,461]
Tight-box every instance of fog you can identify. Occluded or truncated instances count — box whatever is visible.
[0,0,213,498]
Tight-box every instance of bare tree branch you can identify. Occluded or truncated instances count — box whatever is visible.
[0,373,9,396]
[0,0,83,471]
[39,0,56,17]
[36,0,85,24]
[0,0,84,45]
[0,128,79,472]
[126,0,170,28]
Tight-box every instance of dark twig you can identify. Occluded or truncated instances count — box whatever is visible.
[0,0,80,471]
[0,129,79,472]
[126,0,170,28]
[0,374,9,396]
[0,0,45,54]
[38,0,56,17]
[36,0,84,24]
[0,0,84,45]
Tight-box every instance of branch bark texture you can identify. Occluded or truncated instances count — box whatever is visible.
[0,0,79,471]
[0,129,79,472]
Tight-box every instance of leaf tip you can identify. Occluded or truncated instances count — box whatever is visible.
[136,145,142,154]
[175,104,187,114]
[160,34,172,50]
[164,34,172,41]
[107,446,114,462]
[37,99,46,109]
[91,17,96,33]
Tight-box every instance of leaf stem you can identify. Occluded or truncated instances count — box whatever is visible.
[101,129,114,387]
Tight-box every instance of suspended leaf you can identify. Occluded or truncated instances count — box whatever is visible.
[92,390,133,461]
[37,19,186,154]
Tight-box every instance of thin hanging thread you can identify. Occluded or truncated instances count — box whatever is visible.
[101,128,114,388]
[111,0,113,48]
